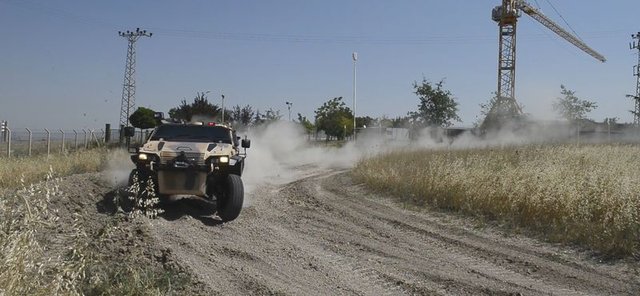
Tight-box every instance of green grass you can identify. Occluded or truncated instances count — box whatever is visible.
[353,144,640,257]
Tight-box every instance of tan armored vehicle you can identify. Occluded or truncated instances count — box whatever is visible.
[128,116,250,222]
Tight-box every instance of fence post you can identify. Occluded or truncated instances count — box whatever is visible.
[59,129,65,154]
[82,129,87,149]
[25,128,32,156]
[44,128,51,158]
[5,128,11,158]
[105,123,111,144]
[73,130,78,150]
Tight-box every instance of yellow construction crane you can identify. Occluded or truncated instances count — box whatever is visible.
[484,0,605,128]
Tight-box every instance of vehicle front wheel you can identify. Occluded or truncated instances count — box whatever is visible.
[217,174,244,222]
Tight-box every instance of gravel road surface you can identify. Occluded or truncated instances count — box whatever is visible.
[142,167,639,295]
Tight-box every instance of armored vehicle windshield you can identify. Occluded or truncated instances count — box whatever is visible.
[149,125,232,143]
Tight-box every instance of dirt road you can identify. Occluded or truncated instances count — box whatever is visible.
[140,167,639,295]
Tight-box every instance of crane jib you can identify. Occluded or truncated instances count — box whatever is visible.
[517,1,606,62]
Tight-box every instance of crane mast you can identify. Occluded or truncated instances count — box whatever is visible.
[492,0,522,120]
[485,0,605,129]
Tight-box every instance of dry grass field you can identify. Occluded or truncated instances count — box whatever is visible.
[0,149,106,189]
[353,144,640,257]
[0,150,107,295]
[0,149,193,295]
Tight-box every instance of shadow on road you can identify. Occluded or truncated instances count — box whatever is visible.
[97,189,223,226]
[160,197,223,226]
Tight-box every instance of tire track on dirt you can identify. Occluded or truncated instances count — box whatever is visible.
[144,168,639,295]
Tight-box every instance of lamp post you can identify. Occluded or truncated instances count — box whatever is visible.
[352,52,358,140]
[221,94,225,123]
[286,101,293,121]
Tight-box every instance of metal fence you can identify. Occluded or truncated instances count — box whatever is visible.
[0,127,147,158]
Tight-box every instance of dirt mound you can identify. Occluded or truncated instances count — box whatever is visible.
[30,173,205,295]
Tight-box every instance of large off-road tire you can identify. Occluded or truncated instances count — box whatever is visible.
[217,174,244,222]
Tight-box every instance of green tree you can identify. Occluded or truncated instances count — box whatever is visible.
[314,97,354,140]
[553,85,597,122]
[129,107,157,130]
[356,116,374,129]
[253,110,265,126]
[264,108,282,123]
[252,108,282,126]
[391,116,410,128]
[231,105,255,126]
[168,92,220,121]
[408,79,460,127]
[297,113,315,135]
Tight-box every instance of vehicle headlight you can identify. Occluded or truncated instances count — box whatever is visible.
[138,153,148,161]
[219,156,229,163]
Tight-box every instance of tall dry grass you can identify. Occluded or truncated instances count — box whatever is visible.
[353,144,640,257]
[1,149,192,294]
[0,171,88,295]
[0,149,106,189]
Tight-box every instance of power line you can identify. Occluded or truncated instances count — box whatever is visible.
[543,0,583,42]
[1,0,621,46]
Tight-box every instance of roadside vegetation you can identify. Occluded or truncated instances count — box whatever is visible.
[0,149,106,189]
[353,144,640,257]
[0,149,198,295]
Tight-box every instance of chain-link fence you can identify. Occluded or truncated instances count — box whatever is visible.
[0,126,148,158]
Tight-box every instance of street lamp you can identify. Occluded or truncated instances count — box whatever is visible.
[221,94,225,123]
[352,52,358,140]
[286,101,293,121]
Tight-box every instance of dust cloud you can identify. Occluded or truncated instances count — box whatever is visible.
[103,149,134,187]
[103,118,617,206]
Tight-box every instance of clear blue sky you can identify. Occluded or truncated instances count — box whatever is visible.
[0,0,638,129]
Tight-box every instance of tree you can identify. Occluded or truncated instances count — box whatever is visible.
[168,92,220,121]
[253,110,265,126]
[553,85,597,122]
[391,116,410,128]
[604,117,618,125]
[129,107,157,130]
[252,108,282,126]
[231,105,255,126]
[263,108,282,123]
[408,79,460,127]
[314,97,354,140]
[356,116,374,129]
[297,113,315,136]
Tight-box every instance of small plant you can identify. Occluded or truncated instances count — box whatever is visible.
[125,171,164,219]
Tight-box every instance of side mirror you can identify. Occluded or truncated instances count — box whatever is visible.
[124,126,135,137]
[241,138,251,148]
[153,112,164,120]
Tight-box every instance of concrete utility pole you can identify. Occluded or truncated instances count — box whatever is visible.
[286,101,293,121]
[118,28,152,130]
[352,52,357,140]
[221,94,225,123]
[628,32,640,126]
